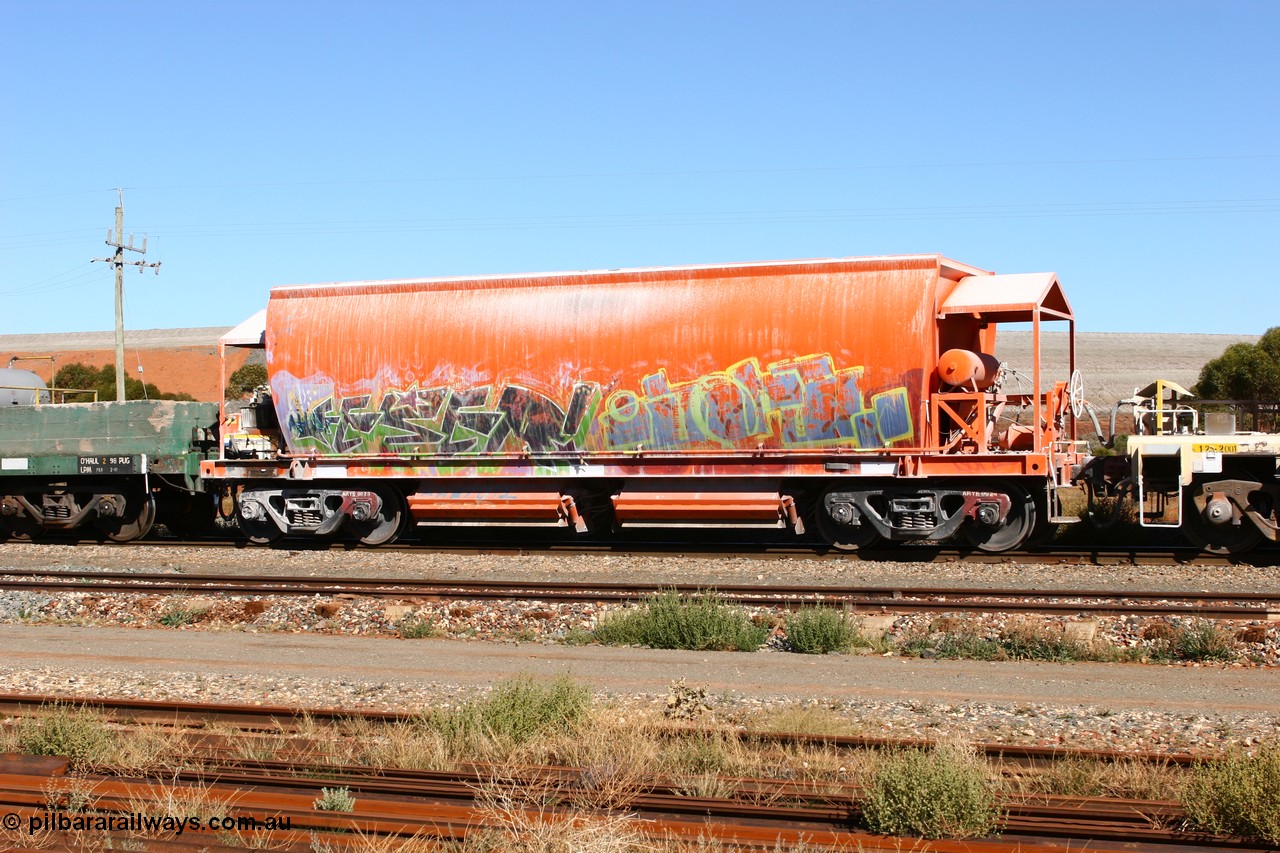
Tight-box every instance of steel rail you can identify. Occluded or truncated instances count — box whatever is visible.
[0,756,1268,853]
[1,569,1277,617]
[131,760,1280,850]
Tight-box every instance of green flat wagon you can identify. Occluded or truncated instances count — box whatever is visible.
[0,400,219,541]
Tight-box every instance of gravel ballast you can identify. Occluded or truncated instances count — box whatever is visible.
[0,543,1277,757]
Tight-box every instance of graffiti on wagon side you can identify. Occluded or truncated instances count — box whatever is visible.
[599,354,912,450]
[275,354,913,456]
[282,379,598,455]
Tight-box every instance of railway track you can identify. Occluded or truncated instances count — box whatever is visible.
[2,569,1277,618]
[137,536,1280,566]
[0,693,1226,767]
[6,533,1280,565]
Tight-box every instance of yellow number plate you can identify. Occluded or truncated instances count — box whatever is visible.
[1192,443,1237,453]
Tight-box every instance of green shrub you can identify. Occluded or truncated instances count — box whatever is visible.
[861,745,1001,839]
[226,362,269,400]
[1183,746,1280,843]
[16,704,116,770]
[592,590,767,652]
[313,786,356,812]
[900,624,1002,661]
[786,607,855,655]
[398,614,438,639]
[902,619,1141,664]
[426,675,591,747]
[1159,620,1237,662]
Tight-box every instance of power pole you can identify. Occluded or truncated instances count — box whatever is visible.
[92,189,161,401]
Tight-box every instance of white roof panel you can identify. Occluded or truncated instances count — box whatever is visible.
[219,309,266,347]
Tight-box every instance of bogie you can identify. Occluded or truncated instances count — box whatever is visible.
[815,480,1040,554]
[234,483,411,546]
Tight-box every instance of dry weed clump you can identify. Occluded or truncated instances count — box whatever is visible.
[1010,756,1183,801]
[109,723,189,775]
[310,827,437,853]
[1183,744,1280,844]
[553,715,662,811]
[15,703,118,770]
[860,742,1001,839]
[466,773,646,853]
[592,590,768,651]
[352,717,454,771]
[423,674,592,754]
[123,776,235,840]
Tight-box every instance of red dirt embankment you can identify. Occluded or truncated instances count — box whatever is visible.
[1,328,252,402]
[4,346,252,403]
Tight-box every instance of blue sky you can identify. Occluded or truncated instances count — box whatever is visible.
[2,1,1276,336]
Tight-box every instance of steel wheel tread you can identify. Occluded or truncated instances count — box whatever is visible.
[963,481,1036,553]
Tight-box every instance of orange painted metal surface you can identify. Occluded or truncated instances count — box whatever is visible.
[264,255,992,461]
[611,489,788,523]
[406,491,586,530]
[406,492,565,519]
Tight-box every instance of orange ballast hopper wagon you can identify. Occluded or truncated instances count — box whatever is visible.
[208,254,1079,549]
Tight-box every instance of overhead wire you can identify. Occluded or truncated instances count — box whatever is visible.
[2,153,1277,203]
[0,263,110,298]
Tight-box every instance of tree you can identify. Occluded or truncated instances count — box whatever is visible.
[51,363,101,401]
[51,362,194,402]
[226,362,268,400]
[1195,329,1280,402]
[1195,328,1280,431]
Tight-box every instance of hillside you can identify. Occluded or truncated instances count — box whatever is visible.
[994,331,1257,405]
[0,327,1258,406]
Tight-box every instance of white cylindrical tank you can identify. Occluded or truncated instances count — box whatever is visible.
[0,368,50,406]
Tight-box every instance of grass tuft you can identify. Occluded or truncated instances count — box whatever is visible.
[398,614,439,639]
[861,744,1001,839]
[424,674,591,748]
[900,621,1001,661]
[158,606,206,627]
[592,590,768,652]
[1156,620,1237,662]
[901,616,1146,664]
[997,621,1093,662]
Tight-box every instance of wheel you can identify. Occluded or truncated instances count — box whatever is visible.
[158,491,218,539]
[235,492,284,544]
[346,487,407,546]
[816,493,882,551]
[1,514,43,542]
[1183,511,1262,555]
[103,497,156,543]
[1183,474,1264,555]
[238,515,284,544]
[963,481,1035,553]
[1025,490,1056,546]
